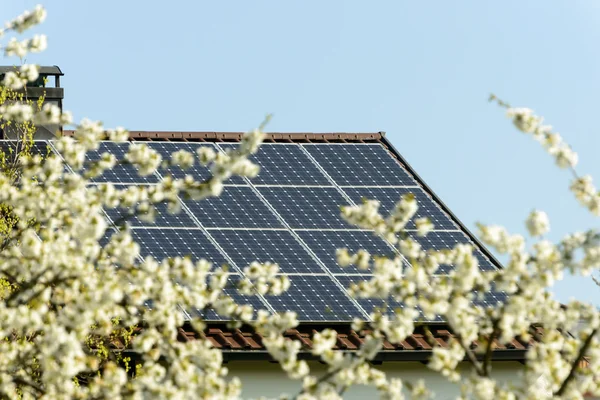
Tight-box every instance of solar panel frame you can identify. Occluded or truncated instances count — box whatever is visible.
[189,274,272,321]
[130,227,229,268]
[146,141,217,182]
[296,230,400,274]
[335,275,410,317]
[303,143,419,187]
[407,230,499,273]
[342,186,459,231]
[183,186,284,228]
[83,141,161,184]
[257,186,353,229]
[0,140,56,158]
[264,275,368,321]
[218,143,332,186]
[98,184,199,228]
[209,229,325,274]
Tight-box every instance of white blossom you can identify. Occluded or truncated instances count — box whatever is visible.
[414,217,434,237]
[525,210,550,237]
[4,5,47,34]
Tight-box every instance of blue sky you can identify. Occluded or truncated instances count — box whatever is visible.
[4,1,600,304]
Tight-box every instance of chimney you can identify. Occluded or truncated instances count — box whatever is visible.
[0,65,64,140]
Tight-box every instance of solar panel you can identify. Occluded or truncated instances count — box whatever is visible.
[343,186,458,230]
[184,186,283,228]
[265,275,365,321]
[0,140,55,165]
[335,275,407,315]
[78,139,506,323]
[296,230,398,274]
[146,142,216,181]
[407,231,498,273]
[105,200,197,227]
[0,140,54,156]
[473,289,508,308]
[190,275,271,321]
[209,229,323,274]
[303,144,418,186]
[0,140,61,179]
[219,143,331,185]
[257,187,351,229]
[85,142,159,184]
[131,228,228,267]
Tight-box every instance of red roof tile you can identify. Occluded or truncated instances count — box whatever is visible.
[168,323,532,362]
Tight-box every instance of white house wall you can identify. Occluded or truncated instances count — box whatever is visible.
[228,361,524,399]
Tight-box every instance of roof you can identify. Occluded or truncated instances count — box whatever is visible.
[65,130,383,142]
[104,323,531,362]
[62,129,502,271]
[56,130,513,358]
[0,65,63,76]
[192,323,531,362]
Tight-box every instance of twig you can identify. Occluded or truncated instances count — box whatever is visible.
[554,328,597,397]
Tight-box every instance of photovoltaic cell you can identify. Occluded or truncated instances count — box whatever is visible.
[105,200,197,228]
[472,289,509,308]
[0,140,56,157]
[131,228,228,267]
[190,275,270,321]
[0,140,52,155]
[257,187,351,229]
[99,227,117,248]
[407,231,498,273]
[184,186,283,228]
[343,187,458,230]
[0,140,64,179]
[209,230,323,274]
[87,184,198,227]
[265,275,364,321]
[296,230,397,274]
[146,142,216,181]
[335,275,408,316]
[219,143,331,185]
[85,142,159,184]
[303,144,417,186]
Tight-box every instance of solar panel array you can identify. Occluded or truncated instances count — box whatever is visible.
[2,139,505,322]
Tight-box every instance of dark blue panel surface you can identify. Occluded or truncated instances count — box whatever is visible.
[105,201,197,227]
[473,285,509,308]
[210,229,322,273]
[99,227,117,248]
[296,230,397,274]
[190,275,271,321]
[99,184,197,227]
[85,142,159,184]
[184,186,283,228]
[131,228,228,267]
[335,275,407,316]
[258,187,350,229]
[303,144,417,186]
[0,140,63,180]
[265,275,364,321]
[0,140,54,158]
[146,142,216,181]
[407,231,498,273]
[219,143,330,185]
[343,187,458,230]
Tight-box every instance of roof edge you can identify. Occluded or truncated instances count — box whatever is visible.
[62,130,383,143]
[173,322,532,362]
[379,136,505,271]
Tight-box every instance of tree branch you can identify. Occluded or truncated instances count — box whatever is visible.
[554,328,597,397]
